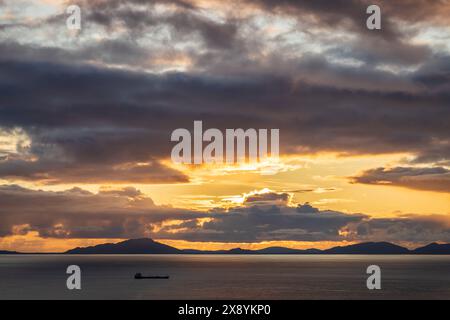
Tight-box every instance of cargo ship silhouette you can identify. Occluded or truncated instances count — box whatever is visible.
[134,273,169,279]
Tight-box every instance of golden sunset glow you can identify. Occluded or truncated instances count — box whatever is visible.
[0,0,449,253]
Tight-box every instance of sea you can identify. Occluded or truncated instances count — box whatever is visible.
[1,254,450,300]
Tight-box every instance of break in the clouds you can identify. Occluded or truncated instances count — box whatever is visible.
[1,185,449,244]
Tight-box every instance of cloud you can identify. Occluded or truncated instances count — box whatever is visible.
[0,158,189,184]
[152,204,365,242]
[1,184,448,244]
[1,0,443,70]
[351,166,450,193]
[0,54,449,183]
[344,214,450,243]
[413,55,450,92]
[244,0,444,66]
[0,57,448,180]
[0,184,206,238]
[0,0,449,186]
[83,4,241,50]
[249,0,450,31]
[243,190,291,206]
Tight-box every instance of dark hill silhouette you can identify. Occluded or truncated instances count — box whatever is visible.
[63,239,412,255]
[182,249,228,254]
[3,238,450,255]
[182,247,320,254]
[324,242,409,254]
[255,247,321,254]
[413,243,450,254]
[65,238,182,254]
[65,241,325,255]
[227,248,255,254]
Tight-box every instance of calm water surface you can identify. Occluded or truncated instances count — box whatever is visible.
[1,255,450,300]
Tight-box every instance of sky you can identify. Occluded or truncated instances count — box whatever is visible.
[0,0,449,252]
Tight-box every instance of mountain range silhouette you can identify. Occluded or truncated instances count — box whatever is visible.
[2,239,450,254]
[64,239,450,255]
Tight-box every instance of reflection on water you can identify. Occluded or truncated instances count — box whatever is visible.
[1,255,450,300]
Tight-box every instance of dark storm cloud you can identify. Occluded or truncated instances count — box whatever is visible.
[30,0,241,53]
[413,55,450,91]
[0,158,189,184]
[0,53,449,183]
[163,12,240,50]
[246,0,438,66]
[74,0,435,67]
[250,0,450,33]
[153,204,367,242]
[411,146,450,166]
[0,58,192,183]
[83,6,241,50]
[77,0,196,11]
[351,166,450,193]
[9,0,434,68]
[346,215,450,243]
[0,183,365,241]
[249,0,394,37]
[0,184,206,238]
[0,0,449,186]
[1,184,449,243]
[326,39,431,67]
[0,39,189,72]
[151,202,450,243]
[376,0,450,25]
